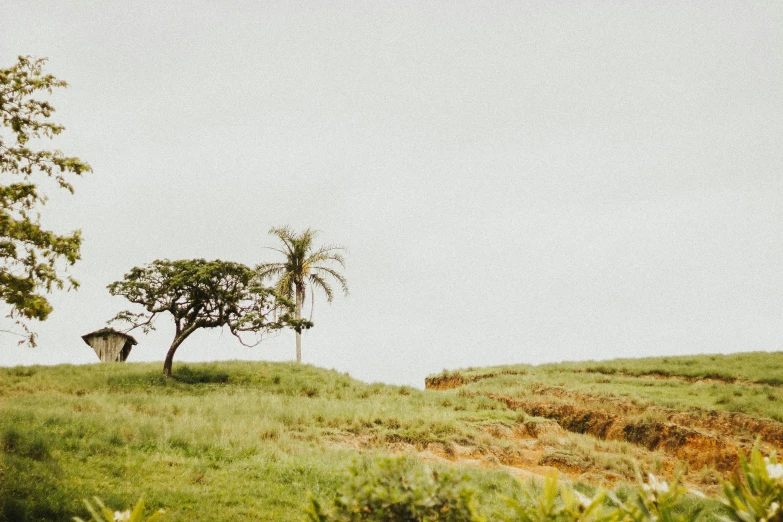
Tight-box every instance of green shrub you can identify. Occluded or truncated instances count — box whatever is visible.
[306,458,720,521]
[720,447,783,521]
[306,456,484,521]
[501,473,612,521]
[607,472,706,521]
[501,471,707,521]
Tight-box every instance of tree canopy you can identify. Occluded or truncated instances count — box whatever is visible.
[257,226,347,363]
[108,259,299,377]
[0,56,91,344]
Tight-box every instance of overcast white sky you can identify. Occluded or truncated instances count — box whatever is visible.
[1,2,782,387]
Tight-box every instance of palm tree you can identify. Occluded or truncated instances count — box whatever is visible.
[257,226,348,363]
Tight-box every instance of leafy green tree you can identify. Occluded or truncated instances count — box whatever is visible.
[257,226,347,363]
[108,259,297,377]
[0,56,91,345]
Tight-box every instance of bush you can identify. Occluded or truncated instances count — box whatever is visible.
[305,456,484,521]
[720,447,783,521]
[501,472,611,521]
[502,471,705,521]
[306,457,718,521]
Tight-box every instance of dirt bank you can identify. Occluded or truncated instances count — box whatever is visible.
[492,395,739,471]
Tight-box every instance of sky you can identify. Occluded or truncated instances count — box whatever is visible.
[1,2,782,387]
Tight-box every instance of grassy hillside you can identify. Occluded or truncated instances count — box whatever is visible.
[426,351,783,495]
[1,362,523,521]
[429,351,783,421]
[2,352,781,521]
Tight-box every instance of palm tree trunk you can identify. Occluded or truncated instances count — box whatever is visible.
[295,286,302,363]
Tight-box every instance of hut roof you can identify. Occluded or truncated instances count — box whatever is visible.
[81,328,138,346]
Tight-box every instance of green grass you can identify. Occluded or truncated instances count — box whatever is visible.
[4,353,779,521]
[553,351,783,385]
[444,352,783,422]
[0,362,523,521]
[450,351,783,384]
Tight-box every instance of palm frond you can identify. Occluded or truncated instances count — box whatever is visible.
[270,272,295,299]
[307,245,346,267]
[268,226,296,256]
[256,264,286,281]
[308,273,334,303]
[262,226,346,316]
[311,265,349,296]
[264,246,291,257]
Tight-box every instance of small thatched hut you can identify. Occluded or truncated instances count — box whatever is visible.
[82,328,137,362]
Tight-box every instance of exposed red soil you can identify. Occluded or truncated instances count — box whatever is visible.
[334,418,693,492]
[424,375,465,390]
[668,410,783,450]
[424,375,783,482]
[524,384,783,452]
[491,395,740,472]
[424,370,528,391]
[336,427,617,485]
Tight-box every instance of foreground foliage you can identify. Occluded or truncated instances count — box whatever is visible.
[306,458,705,521]
[720,449,783,521]
[0,55,91,344]
[307,456,482,521]
[308,448,783,521]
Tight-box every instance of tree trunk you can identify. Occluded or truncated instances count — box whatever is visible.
[295,285,302,363]
[163,330,192,378]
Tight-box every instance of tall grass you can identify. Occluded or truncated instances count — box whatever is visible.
[1,362,522,521]
[4,352,782,520]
